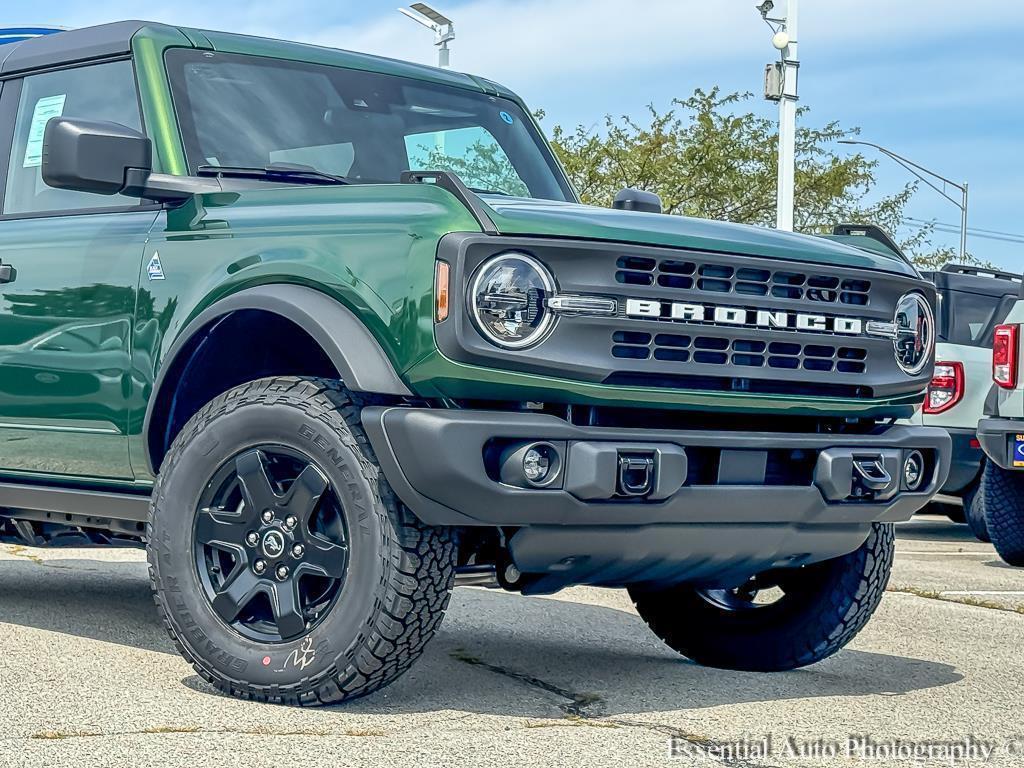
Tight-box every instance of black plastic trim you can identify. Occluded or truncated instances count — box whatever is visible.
[977,417,1024,469]
[362,405,951,527]
[144,285,413,472]
[400,170,498,233]
[940,426,984,494]
[0,482,150,522]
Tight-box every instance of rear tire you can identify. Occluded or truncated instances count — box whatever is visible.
[982,461,1024,566]
[629,523,894,671]
[147,377,456,705]
[962,477,990,543]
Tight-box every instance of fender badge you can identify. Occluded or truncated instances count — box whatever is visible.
[147,252,165,281]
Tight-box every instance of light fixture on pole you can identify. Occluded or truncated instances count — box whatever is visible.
[398,3,455,69]
[757,0,799,232]
[838,139,969,260]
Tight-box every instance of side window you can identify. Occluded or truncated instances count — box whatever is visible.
[404,126,529,197]
[3,59,142,215]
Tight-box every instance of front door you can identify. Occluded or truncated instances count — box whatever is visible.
[0,59,157,480]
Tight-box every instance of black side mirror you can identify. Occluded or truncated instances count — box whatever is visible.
[41,117,219,204]
[613,187,662,215]
[42,117,152,195]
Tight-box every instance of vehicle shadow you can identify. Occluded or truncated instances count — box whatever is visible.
[898,515,981,544]
[0,554,963,718]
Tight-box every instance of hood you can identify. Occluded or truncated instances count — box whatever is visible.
[478,196,917,277]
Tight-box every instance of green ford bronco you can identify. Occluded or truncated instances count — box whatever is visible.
[0,21,950,705]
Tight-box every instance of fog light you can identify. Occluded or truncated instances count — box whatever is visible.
[903,450,925,491]
[498,441,563,488]
[523,445,553,483]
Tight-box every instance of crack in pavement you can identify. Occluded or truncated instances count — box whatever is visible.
[4,726,387,742]
[449,650,781,768]
[4,545,44,565]
[888,587,1024,616]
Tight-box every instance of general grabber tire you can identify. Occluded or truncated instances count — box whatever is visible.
[982,461,1024,566]
[628,523,894,671]
[147,377,456,705]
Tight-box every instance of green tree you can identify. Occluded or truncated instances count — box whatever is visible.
[541,88,977,269]
[417,140,529,197]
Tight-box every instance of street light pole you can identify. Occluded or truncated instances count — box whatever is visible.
[838,139,969,260]
[398,4,455,69]
[776,0,798,232]
[758,1,799,232]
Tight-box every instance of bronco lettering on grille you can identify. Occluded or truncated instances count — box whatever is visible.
[623,299,865,335]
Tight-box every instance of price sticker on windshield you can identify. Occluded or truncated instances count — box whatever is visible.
[1012,434,1024,468]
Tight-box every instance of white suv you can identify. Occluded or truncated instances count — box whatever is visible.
[910,265,1019,540]
[977,277,1024,564]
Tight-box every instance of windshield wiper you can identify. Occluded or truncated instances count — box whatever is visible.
[196,163,354,185]
[468,186,511,197]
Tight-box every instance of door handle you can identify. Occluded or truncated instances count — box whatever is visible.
[0,260,16,284]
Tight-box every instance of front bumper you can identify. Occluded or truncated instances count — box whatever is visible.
[363,407,950,590]
[977,418,1024,469]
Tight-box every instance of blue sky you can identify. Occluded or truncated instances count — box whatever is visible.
[8,1,1024,267]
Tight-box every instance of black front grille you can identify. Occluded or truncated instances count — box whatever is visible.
[616,256,871,306]
[611,330,869,374]
[437,233,935,404]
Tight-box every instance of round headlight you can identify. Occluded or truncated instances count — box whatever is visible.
[469,253,556,349]
[893,292,934,375]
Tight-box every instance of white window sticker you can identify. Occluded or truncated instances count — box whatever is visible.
[23,94,67,168]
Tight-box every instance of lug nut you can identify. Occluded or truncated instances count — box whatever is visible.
[276,565,290,581]
[253,559,267,575]
[245,531,259,547]
[291,544,305,558]
[284,515,298,531]
[261,510,275,523]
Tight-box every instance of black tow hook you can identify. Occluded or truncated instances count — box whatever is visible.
[852,455,892,491]
[617,454,656,497]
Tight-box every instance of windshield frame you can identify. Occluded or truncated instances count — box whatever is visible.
[163,47,576,202]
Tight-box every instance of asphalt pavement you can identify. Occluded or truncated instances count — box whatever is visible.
[1,514,1022,768]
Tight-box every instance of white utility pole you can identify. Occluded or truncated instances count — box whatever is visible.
[776,0,798,231]
[758,1,799,231]
[398,4,455,69]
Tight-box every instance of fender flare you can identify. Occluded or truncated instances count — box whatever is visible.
[143,284,412,471]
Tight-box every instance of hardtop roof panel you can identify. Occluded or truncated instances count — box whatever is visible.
[0,20,161,75]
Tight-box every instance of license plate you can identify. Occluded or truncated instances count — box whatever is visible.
[1013,435,1024,468]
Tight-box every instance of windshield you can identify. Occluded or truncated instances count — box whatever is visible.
[165,48,573,201]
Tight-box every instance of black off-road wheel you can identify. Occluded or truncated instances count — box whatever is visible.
[147,377,456,705]
[982,461,1024,566]
[628,523,894,671]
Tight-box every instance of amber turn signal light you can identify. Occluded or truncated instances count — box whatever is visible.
[435,260,450,322]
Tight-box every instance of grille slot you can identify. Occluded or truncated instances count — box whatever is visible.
[615,255,871,306]
[611,331,868,375]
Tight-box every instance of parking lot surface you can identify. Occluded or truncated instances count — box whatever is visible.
[1,514,1022,768]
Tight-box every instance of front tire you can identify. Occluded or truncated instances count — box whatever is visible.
[147,377,456,705]
[982,461,1024,566]
[629,523,894,671]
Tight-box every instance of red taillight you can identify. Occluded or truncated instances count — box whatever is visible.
[993,324,1019,389]
[924,361,964,414]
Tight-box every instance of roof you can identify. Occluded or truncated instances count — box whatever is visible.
[0,20,515,100]
[0,20,154,75]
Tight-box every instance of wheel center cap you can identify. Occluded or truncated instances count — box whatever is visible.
[261,529,286,559]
